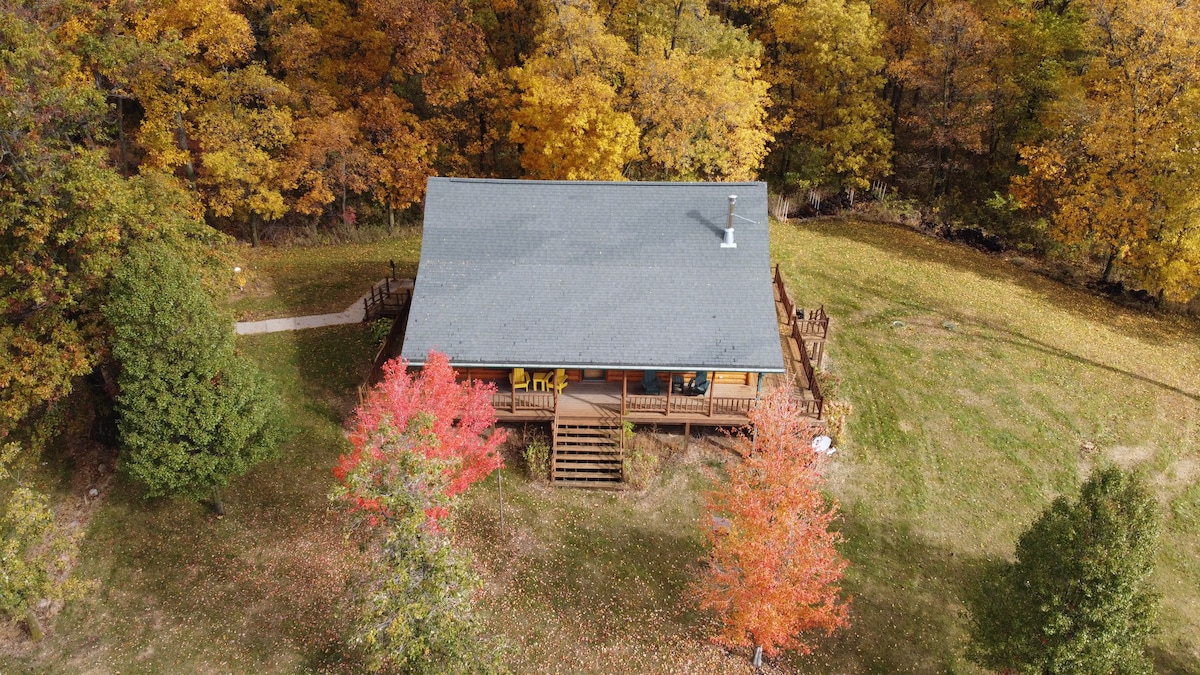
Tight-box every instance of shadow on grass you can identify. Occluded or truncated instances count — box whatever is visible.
[785,505,991,674]
[1149,643,1200,674]
[788,218,1199,348]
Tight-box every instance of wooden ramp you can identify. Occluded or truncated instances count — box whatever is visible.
[551,416,623,488]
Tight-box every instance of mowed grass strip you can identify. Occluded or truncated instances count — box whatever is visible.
[772,218,1200,673]
[229,230,422,321]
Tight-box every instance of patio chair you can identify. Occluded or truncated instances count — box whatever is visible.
[671,374,685,393]
[642,370,661,395]
[510,368,530,391]
[686,371,710,396]
[551,368,568,393]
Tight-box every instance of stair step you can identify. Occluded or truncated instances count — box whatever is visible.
[553,469,622,478]
[551,416,624,488]
[556,458,623,466]
[552,479,623,490]
[555,439,620,447]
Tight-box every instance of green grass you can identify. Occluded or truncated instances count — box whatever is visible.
[10,221,1200,673]
[6,325,377,673]
[456,436,748,674]
[229,230,422,321]
[771,218,1200,673]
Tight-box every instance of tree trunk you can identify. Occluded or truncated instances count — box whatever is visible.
[117,97,128,178]
[388,203,395,236]
[174,110,196,184]
[250,213,259,248]
[25,604,43,642]
[211,488,226,518]
[1101,248,1119,283]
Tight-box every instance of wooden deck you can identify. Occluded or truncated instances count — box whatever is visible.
[484,264,828,425]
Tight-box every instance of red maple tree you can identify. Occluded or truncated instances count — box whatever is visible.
[693,386,850,658]
[333,350,506,524]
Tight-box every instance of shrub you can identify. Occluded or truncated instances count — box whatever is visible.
[622,432,660,490]
[522,438,550,482]
[368,317,394,348]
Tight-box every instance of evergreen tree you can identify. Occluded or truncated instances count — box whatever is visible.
[105,240,279,507]
[968,466,1161,674]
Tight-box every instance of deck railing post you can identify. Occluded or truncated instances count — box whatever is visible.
[665,373,672,416]
[621,371,627,417]
[707,372,715,417]
[511,387,517,414]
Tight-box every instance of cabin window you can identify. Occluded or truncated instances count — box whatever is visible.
[581,369,606,381]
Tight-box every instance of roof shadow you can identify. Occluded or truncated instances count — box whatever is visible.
[687,209,726,241]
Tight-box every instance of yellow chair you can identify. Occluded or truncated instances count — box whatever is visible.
[550,368,568,393]
[510,368,530,391]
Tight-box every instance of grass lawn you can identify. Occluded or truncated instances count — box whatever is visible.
[7,220,1199,673]
[771,218,1200,673]
[6,324,377,673]
[457,432,766,674]
[228,229,422,321]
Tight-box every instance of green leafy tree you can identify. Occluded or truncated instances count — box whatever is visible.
[105,240,279,509]
[1,9,221,440]
[968,466,1161,674]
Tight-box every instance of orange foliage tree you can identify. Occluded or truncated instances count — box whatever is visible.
[692,386,849,659]
[333,351,506,525]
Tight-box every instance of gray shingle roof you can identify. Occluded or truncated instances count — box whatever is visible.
[400,178,785,373]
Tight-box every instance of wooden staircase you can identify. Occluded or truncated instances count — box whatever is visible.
[551,416,624,488]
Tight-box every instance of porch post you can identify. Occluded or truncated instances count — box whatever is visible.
[665,372,672,417]
[511,378,517,414]
[707,371,715,417]
[621,371,627,417]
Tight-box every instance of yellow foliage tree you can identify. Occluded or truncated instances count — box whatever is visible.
[509,0,640,180]
[1012,0,1200,299]
[746,0,891,189]
[626,1,771,181]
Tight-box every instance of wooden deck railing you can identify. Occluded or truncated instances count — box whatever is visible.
[491,391,556,413]
[774,264,826,419]
[774,264,828,340]
[363,278,411,322]
[623,392,758,418]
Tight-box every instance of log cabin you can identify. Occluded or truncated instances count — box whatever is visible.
[400,177,806,486]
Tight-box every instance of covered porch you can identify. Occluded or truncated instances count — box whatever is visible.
[486,377,769,426]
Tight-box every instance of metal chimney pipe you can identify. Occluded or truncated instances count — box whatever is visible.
[721,194,738,248]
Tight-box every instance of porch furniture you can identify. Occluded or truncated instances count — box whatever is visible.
[686,371,710,396]
[510,368,530,391]
[642,370,661,395]
[532,371,552,391]
[671,374,685,393]
[550,368,568,393]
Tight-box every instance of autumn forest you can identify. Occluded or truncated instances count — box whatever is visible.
[7,0,1200,287]
[4,0,1200,669]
